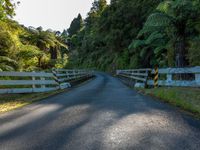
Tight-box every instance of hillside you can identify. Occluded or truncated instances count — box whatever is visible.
[64,0,200,71]
[0,0,200,72]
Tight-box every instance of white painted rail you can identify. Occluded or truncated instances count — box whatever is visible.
[116,69,151,88]
[52,69,93,86]
[0,69,93,94]
[148,66,200,87]
[117,66,200,88]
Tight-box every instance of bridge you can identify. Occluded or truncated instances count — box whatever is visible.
[0,69,200,150]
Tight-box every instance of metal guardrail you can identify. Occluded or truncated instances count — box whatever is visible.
[0,69,93,94]
[117,66,200,88]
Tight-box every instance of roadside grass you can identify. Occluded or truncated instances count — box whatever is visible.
[0,76,95,114]
[0,90,65,114]
[137,87,200,118]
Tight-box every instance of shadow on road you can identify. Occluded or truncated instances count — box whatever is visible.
[0,73,200,150]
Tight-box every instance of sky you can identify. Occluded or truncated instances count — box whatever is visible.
[14,0,110,32]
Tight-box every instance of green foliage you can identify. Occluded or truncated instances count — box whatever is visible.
[17,45,43,59]
[0,56,18,71]
[65,0,161,71]
[67,14,83,37]
[188,37,200,66]
[0,18,67,71]
[0,0,16,20]
[1,0,199,72]
[65,0,200,70]
[141,0,200,67]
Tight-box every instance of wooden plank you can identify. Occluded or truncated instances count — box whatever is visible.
[56,73,85,77]
[147,80,200,87]
[0,72,53,77]
[119,74,146,82]
[58,74,88,82]
[0,87,59,94]
[151,66,200,74]
[121,72,148,77]
[0,80,57,85]
[58,78,69,82]
[57,74,86,79]
[56,74,68,77]
[120,69,151,72]
[56,69,87,72]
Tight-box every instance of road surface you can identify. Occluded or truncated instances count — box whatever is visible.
[0,73,200,150]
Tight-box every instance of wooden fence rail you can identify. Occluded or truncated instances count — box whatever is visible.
[0,69,93,94]
[117,66,200,88]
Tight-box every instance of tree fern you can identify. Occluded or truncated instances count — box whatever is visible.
[128,40,146,50]
[145,31,165,45]
[0,56,18,71]
[144,12,173,27]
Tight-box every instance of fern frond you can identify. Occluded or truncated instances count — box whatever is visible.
[157,1,173,14]
[0,56,18,70]
[154,46,166,56]
[128,40,146,50]
[137,26,163,37]
[0,64,15,71]
[144,12,173,27]
[145,32,165,45]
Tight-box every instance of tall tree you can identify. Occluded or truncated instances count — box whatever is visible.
[67,14,83,37]
[21,27,67,67]
[142,0,200,67]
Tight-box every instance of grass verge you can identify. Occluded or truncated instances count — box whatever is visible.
[0,90,66,114]
[0,76,95,114]
[136,87,200,118]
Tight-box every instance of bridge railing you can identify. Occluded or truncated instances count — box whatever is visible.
[117,66,200,88]
[148,66,200,87]
[0,69,93,94]
[116,69,151,87]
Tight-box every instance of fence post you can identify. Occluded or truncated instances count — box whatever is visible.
[40,71,46,89]
[154,66,159,88]
[52,69,60,89]
[144,70,150,88]
[73,70,76,79]
[166,73,172,85]
[116,70,120,75]
[195,73,200,85]
[32,71,36,91]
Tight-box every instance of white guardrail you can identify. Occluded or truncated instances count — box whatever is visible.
[0,69,93,94]
[117,66,200,88]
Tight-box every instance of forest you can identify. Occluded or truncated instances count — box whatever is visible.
[65,0,200,71]
[1,0,200,72]
[0,0,68,71]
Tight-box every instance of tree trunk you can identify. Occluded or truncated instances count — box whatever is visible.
[175,37,188,80]
[38,56,42,68]
[50,47,58,60]
[175,38,187,68]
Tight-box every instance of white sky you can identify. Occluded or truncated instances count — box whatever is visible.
[14,0,110,32]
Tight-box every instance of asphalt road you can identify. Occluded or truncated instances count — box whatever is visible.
[0,73,200,150]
